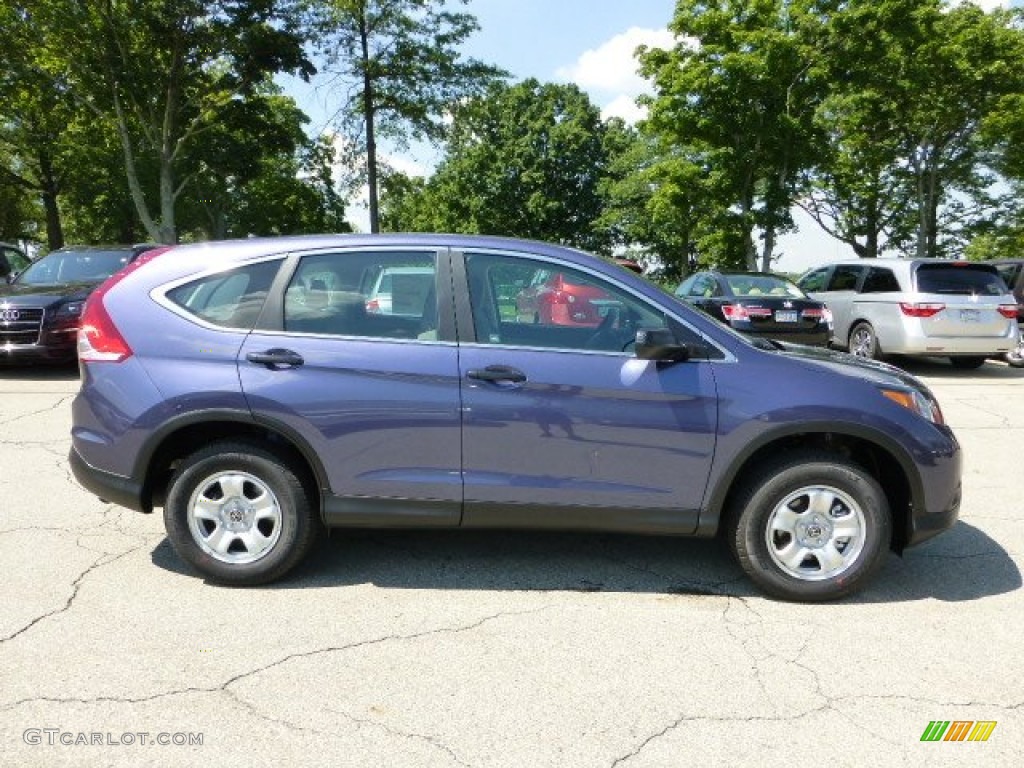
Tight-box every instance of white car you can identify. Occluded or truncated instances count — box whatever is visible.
[798,258,1019,369]
[364,265,435,317]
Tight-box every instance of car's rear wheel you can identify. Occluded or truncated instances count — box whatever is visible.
[727,452,891,602]
[164,441,320,585]
[949,356,986,370]
[848,322,880,359]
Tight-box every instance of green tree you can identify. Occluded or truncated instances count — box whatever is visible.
[804,1,1024,259]
[0,1,80,248]
[418,79,615,251]
[22,0,313,243]
[639,0,821,271]
[313,0,505,233]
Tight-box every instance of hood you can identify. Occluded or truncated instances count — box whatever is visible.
[767,340,935,395]
[0,281,95,306]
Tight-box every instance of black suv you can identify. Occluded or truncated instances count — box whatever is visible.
[0,244,159,364]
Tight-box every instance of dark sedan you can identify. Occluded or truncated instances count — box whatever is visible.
[0,244,160,364]
[676,270,833,347]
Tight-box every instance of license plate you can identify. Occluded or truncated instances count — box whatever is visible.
[775,310,798,323]
[960,309,980,323]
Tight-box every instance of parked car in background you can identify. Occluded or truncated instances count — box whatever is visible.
[989,259,1024,368]
[675,270,833,347]
[1,242,30,282]
[71,234,961,602]
[798,259,1018,369]
[0,243,160,364]
[514,267,619,327]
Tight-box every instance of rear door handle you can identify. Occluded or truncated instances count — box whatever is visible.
[246,348,304,369]
[466,365,527,383]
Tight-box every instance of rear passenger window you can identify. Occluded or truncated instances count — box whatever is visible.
[284,251,437,339]
[166,260,280,328]
[861,267,900,293]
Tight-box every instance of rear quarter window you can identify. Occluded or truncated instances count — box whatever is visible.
[166,260,281,328]
[915,264,1006,296]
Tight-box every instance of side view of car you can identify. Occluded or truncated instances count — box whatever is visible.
[989,259,1024,368]
[71,234,961,602]
[798,258,1018,369]
[0,243,161,364]
[675,270,833,347]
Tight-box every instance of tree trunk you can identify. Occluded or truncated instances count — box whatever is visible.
[760,223,775,273]
[359,12,380,234]
[112,89,162,242]
[37,151,64,250]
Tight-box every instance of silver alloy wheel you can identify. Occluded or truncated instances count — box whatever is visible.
[186,471,283,564]
[765,485,866,581]
[849,326,874,358]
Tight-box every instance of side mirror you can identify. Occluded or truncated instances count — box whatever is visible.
[634,327,692,362]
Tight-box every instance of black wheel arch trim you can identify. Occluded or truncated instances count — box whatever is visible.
[698,420,925,538]
[129,408,332,513]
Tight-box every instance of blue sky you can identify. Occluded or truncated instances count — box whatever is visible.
[288,0,1013,271]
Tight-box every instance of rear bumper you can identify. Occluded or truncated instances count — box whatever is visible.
[881,324,1018,356]
[69,446,147,513]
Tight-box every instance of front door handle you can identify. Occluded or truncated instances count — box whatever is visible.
[246,348,304,369]
[466,365,527,383]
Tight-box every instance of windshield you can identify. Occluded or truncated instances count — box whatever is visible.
[14,249,132,286]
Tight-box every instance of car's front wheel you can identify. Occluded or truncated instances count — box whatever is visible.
[164,441,320,585]
[727,452,891,602]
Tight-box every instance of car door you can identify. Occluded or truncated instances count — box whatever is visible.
[238,246,463,526]
[455,249,719,533]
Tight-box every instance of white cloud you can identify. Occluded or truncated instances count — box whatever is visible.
[557,27,676,97]
[967,1,1008,10]
[601,94,648,124]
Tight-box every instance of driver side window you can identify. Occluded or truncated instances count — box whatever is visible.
[464,252,667,353]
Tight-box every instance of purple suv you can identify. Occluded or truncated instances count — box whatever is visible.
[70,235,961,601]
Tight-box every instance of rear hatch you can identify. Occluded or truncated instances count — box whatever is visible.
[912,263,1014,338]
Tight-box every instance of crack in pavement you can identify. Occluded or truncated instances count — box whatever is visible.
[0,606,554,713]
[1,543,146,644]
[322,704,471,767]
[0,395,72,427]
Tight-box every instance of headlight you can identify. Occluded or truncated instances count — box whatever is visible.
[880,387,944,425]
[56,301,85,318]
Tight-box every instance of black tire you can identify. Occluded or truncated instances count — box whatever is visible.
[163,441,320,586]
[727,451,892,602]
[949,356,986,370]
[848,322,880,360]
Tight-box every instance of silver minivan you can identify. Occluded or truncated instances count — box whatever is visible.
[798,259,1019,369]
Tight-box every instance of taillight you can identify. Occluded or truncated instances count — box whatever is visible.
[722,304,771,320]
[801,307,832,320]
[997,304,1019,319]
[78,296,132,362]
[77,245,173,363]
[899,302,944,318]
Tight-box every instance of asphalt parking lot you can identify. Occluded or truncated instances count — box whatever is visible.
[1,358,1022,767]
